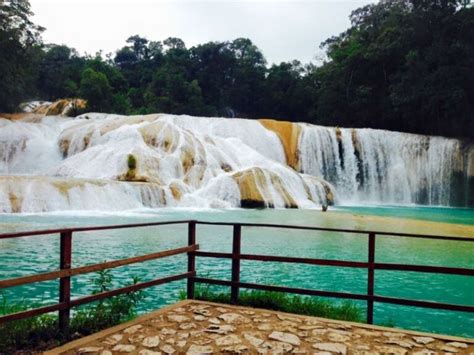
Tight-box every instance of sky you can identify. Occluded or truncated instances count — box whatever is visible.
[30,0,376,65]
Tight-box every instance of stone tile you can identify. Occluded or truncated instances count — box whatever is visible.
[50,301,474,355]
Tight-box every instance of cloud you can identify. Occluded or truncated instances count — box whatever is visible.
[30,0,375,64]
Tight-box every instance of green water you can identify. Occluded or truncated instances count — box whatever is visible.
[0,208,473,338]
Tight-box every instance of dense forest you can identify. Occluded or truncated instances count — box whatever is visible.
[1,0,473,139]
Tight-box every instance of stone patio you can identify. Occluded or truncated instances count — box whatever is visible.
[46,300,474,355]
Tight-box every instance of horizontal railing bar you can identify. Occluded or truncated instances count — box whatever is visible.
[374,263,474,276]
[0,272,194,325]
[69,271,194,308]
[0,302,67,324]
[0,220,196,240]
[194,251,369,268]
[1,220,472,241]
[0,245,198,290]
[195,251,474,275]
[193,277,370,301]
[194,278,474,313]
[196,221,473,241]
[373,295,474,313]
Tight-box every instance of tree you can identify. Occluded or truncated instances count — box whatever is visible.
[79,68,113,112]
[313,0,474,138]
[227,38,267,117]
[37,44,85,100]
[0,0,43,111]
[146,64,211,116]
[126,35,149,60]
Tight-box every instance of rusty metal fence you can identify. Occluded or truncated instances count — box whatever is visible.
[0,220,473,334]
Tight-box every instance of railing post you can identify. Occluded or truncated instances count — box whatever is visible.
[367,232,376,324]
[187,221,196,299]
[231,224,242,304]
[59,230,72,335]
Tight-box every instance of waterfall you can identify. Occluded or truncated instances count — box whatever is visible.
[298,125,469,206]
[0,112,471,213]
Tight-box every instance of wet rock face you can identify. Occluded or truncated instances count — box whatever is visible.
[232,167,299,208]
[67,301,474,355]
[259,118,302,170]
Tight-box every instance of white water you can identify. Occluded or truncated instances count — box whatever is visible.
[0,113,471,212]
[298,125,467,206]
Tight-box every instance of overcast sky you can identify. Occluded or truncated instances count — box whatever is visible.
[30,0,375,65]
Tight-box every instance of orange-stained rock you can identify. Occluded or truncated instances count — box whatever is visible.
[35,98,87,116]
[8,193,22,213]
[232,167,298,208]
[259,119,301,170]
[1,99,87,120]
[169,182,185,201]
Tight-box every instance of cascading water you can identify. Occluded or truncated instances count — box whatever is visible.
[298,125,471,206]
[0,110,471,213]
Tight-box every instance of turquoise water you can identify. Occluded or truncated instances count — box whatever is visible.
[337,205,474,225]
[0,208,473,338]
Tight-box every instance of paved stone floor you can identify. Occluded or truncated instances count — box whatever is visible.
[47,300,473,355]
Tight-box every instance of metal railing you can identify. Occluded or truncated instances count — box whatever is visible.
[0,220,473,335]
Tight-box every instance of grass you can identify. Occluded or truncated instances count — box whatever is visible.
[179,285,364,323]
[0,270,145,354]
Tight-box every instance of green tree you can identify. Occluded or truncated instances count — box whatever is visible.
[227,38,267,117]
[37,44,85,100]
[314,0,474,138]
[146,64,210,115]
[79,68,113,112]
[0,0,43,111]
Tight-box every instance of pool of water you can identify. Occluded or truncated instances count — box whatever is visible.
[337,205,474,226]
[0,208,473,337]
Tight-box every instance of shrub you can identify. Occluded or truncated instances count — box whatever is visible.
[0,270,145,353]
[127,154,137,170]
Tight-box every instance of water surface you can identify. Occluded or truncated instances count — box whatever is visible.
[0,207,473,337]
